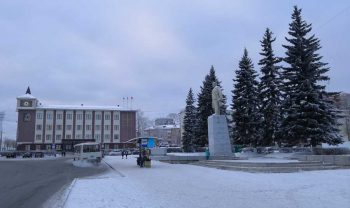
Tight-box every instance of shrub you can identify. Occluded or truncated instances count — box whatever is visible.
[313,148,350,155]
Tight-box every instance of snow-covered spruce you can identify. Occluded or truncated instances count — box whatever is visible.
[231,49,262,147]
[280,6,342,146]
[182,88,197,152]
[258,28,283,146]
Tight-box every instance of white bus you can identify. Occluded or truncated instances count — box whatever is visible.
[73,142,102,163]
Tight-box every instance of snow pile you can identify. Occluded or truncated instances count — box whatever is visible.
[72,160,100,168]
[62,156,350,208]
[167,152,205,156]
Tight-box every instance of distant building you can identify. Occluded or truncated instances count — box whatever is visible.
[329,92,350,141]
[144,122,181,146]
[16,87,136,151]
[155,118,175,126]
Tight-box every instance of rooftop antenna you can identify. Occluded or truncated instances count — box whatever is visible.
[130,96,133,109]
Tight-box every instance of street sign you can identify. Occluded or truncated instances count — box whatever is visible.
[147,138,155,148]
[141,138,148,147]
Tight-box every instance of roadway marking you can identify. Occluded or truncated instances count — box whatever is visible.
[103,160,126,177]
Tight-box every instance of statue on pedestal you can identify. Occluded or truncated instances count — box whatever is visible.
[212,81,223,115]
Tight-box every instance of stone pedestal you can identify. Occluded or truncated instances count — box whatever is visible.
[208,115,233,156]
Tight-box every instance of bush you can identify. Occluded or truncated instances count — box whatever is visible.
[313,147,350,155]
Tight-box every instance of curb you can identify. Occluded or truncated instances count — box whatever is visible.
[60,178,78,208]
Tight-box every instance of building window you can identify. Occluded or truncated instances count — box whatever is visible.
[76,125,82,130]
[66,125,72,131]
[104,114,111,120]
[46,125,52,131]
[25,145,31,151]
[114,114,119,120]
[66,114,72,120]
[113,134,119,140]
[76,114,83,120]
[85,134,91,139]
[36,112,43,119]
[36,125,42,130]
[56,135,62,141]
[36,134,42,140]
[46,145,51,150]
[56,125,62,131]
[104,134,110,140]
[104,144,109,150]
[36,145,41,150]
[86,114,92,120]
[46,135,52,141]
[47,113,52,120]
[113,125,119,131]
[95,125,101,131]
[56,145,61,150]
[56,113,63,120]
[104,125,110,131]
[94,134,100,140]
[66,134,71,139]
[95,114,102,120]
[86,125,92,130]
[76,134,81,139]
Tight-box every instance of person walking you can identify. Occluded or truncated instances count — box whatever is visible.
[205,147,210,160]
[121,150,125,159]
[125,150,128,159]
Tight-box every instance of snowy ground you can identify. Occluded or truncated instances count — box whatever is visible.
[61,156,350,208]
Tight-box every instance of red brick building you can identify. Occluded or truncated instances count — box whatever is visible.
[16,87,136,151]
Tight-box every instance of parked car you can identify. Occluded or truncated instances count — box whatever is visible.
[22,152,33,158]
[6,152,16,158]
[34,152,44,158]
[108,150,122,156]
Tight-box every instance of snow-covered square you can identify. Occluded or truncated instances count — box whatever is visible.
[60,156,350,208]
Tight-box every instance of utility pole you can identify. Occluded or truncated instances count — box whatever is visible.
[0,112,4,151]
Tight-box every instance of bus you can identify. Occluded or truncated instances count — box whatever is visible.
[73,142,102,163]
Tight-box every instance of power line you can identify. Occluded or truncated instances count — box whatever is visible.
[315,4,350,31]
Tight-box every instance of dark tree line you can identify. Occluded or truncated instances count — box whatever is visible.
[182,6,342,151]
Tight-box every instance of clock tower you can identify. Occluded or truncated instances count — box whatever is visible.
[16,87,38,150]
[17,87,38,110]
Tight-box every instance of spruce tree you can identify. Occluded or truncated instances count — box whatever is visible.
[232,49,262,147]
[194,65,226,147]
[182,88,196,152]
[258,28,282,146]
[280,6,342,146]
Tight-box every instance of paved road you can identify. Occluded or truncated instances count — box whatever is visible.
[0,157,107,208]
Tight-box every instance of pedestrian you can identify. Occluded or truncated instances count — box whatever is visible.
[121,150,125,159]
[125,150,128,159]
[205,147,210,160]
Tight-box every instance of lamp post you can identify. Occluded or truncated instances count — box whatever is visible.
[0,112,5,151]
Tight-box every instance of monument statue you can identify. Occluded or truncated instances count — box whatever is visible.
[212,81,223,115]
[208,81,233,157]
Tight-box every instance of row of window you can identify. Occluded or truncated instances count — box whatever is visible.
[35,134,120,141]
[25,144,124,151]
[36,112,120,121]
[36,124,120,131]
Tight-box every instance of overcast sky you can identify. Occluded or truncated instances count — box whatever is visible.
[0,0,349,139]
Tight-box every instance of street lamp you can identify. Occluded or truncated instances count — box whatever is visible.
[0,112,5,151]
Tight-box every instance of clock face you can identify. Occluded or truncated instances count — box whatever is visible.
[21,100,32,107]
[24,113,31,122]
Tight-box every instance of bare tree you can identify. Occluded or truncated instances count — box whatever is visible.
[136,110,152,137]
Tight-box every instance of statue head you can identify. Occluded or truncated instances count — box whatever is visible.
[212,81,217,87]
